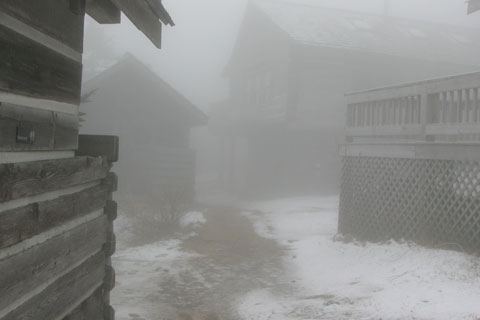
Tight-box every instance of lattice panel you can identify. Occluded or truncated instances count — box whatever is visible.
[339,156,480,253]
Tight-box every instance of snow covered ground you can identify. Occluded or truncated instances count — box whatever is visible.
[112,211,206,320]
[110,196,480,320]
[238,197,480,320]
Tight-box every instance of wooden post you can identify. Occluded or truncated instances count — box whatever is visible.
[420,92,433,141]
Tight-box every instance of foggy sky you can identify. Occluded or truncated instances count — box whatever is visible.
[84,0,480,112]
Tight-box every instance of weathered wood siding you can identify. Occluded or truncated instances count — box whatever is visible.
[0,154,118,320]
[0,0,85,53]
[0,21,83,105]
[0,1,118,318]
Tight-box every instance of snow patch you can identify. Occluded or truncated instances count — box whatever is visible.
[238,197,480,320]
[112,239,199,320]
[180,211,206,229]
[236,289,293,320]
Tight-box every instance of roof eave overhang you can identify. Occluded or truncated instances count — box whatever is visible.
[86,0,174,48]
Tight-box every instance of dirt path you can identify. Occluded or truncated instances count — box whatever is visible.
[168,206,288,319]
[112,206,291,320]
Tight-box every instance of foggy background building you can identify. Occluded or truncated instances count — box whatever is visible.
[81,54,207,202]
[210,1,480,198]
[83,0,480,200]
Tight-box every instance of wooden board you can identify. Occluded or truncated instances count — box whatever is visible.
[104,264,116,291]
[0,216,107,314]
[0,156,110,203]
[86,0,121,24]
[0,25,83,105]
[111,0,163,48]
[77,135,119,162]
[144,0,174,25]
[104,231,116,256]
[0,0,85,52]
[63,286,104,320]
[105,200,118,221]
[2,251,105,320]
[103,172,118,192]
[0,103,78,152]
[0,184,109,249]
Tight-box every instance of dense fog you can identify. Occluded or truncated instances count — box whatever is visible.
[79,1,480,319]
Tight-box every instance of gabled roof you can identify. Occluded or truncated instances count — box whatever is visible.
[86,0,174,48]
[254,0,480,65]
[83,53,207,127]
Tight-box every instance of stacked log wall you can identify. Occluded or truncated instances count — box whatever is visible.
[0,2,118,319]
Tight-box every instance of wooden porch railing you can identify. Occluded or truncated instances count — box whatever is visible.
[345,71,480,142]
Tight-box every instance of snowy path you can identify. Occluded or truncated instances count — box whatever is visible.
[111,197,480,320]
[111,206,290,320]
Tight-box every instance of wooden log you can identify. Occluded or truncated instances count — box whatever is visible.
[104,264,116,291]
[63,287,104,320]
[0,156,110,203]
[105,200,118,221]
[103,305,115,320]
[103,231,116,257]
[144,0,174,25]
[0,184,109,249]
[0,24,82,105]
[103,172,118,192]
[86,0,121,24]
[111,0,163,48]
[2,251,105,320]
[0,216,107,313]
[102,258,112,305]
[0,103,78,152]
[0,0,85,52]
[77,135,119,162]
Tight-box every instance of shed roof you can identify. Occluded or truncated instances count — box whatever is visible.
[83,53,207,127]
[255,0,480,65]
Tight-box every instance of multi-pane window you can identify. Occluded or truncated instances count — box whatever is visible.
[244,70,272,107]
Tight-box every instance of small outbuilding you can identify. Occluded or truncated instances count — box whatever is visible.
[81,54,207,202]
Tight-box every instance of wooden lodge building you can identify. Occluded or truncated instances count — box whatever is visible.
[0,1,172,319]
[212,0,480,197]
[81,54,207,201]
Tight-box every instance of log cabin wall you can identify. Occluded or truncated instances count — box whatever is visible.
[0,1,119,319]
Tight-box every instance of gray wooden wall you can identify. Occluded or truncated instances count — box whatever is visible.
[0,2,118,319]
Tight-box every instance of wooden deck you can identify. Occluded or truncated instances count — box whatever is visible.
[345,71,480,146]
[339,72,480,253]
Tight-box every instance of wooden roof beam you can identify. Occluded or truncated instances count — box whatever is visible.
[144,0,175,26]
[110,0,163,48]
[86,0,121,24]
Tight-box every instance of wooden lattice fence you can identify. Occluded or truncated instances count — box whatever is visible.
[339,155,480,252]
[340,72,480,253]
